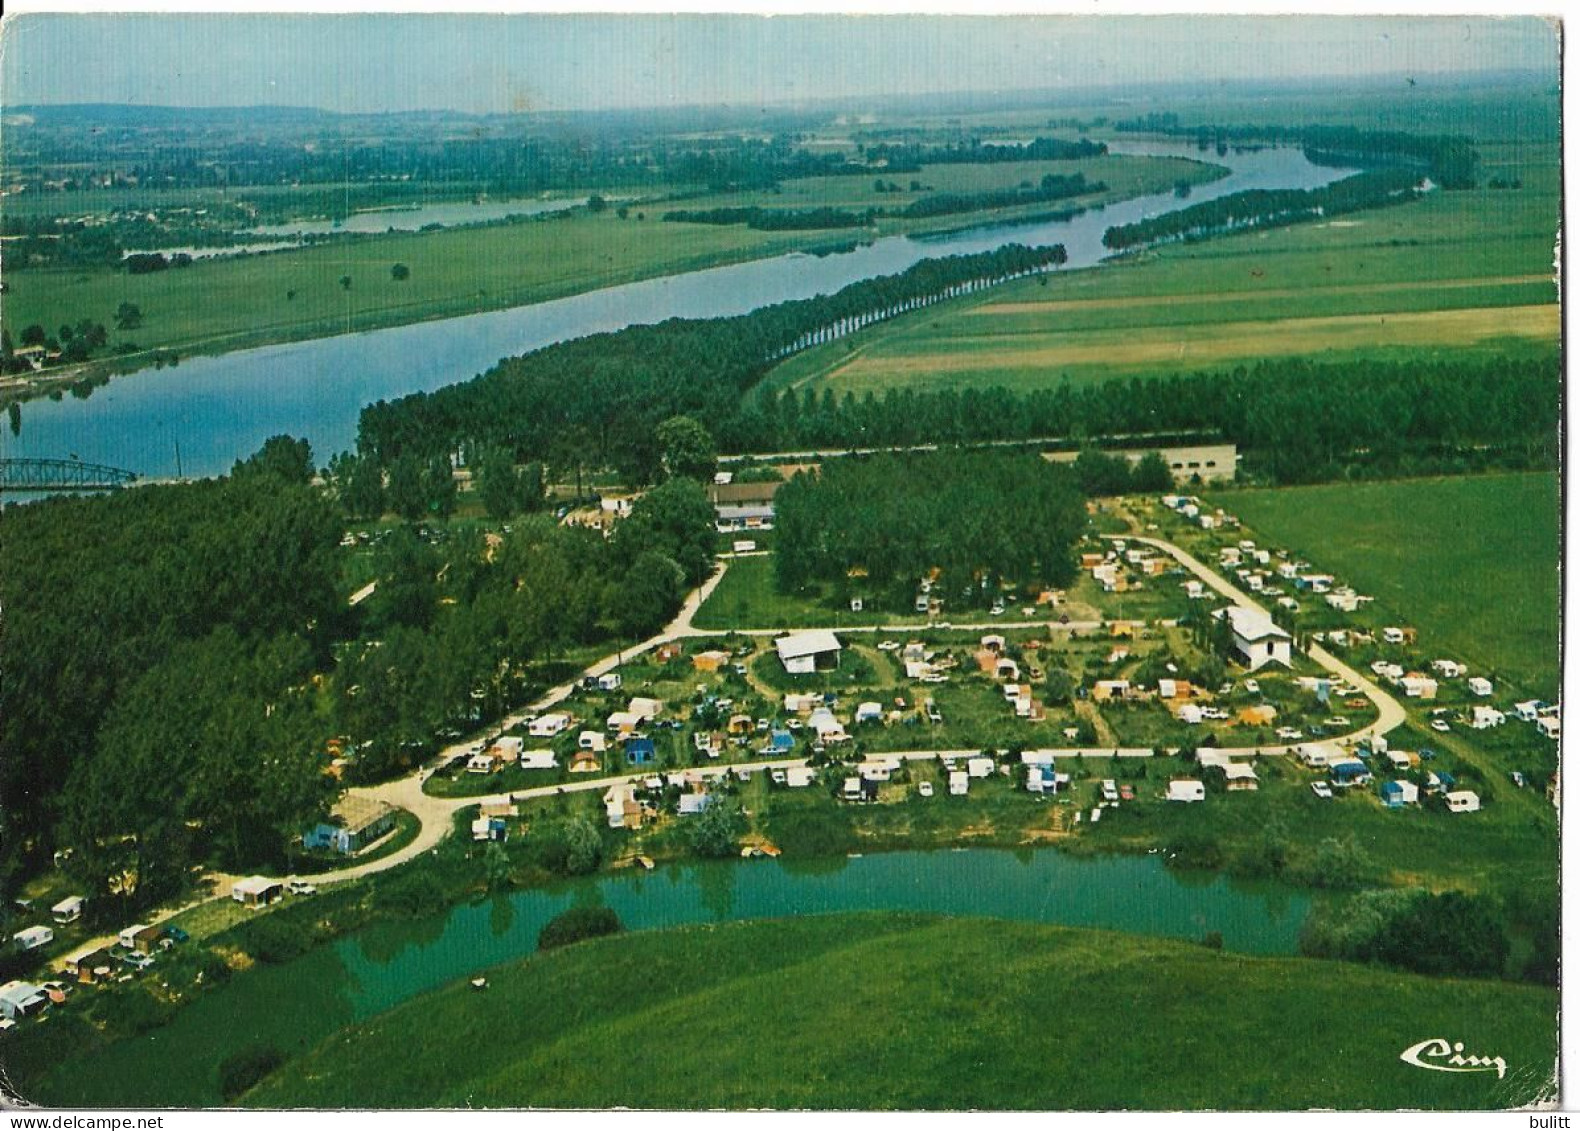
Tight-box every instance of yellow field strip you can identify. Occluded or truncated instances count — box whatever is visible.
[969,274,1557,316]
[829,304,1560,380]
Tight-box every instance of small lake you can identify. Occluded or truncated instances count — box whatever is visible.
[1,143,1352,482]
[38,847,1320,1107]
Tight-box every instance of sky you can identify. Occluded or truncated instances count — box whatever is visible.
[0,12,1560,116]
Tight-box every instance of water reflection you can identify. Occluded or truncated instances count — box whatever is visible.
[0,144,1353,479]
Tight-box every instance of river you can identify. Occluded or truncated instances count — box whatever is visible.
[35,846,1322,1107]
[0,142,1352,481]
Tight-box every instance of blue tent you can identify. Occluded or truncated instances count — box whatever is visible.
[769,729,795,752]
[625,737,657,764]
[1330,760,1372,784]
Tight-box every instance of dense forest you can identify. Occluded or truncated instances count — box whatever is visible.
[773,450,1086,605]
[1113,116,1481,188]
[1102,168,1423,250]
[0,439,717,911]
[356,243,1066,478]
[0,458,343,900]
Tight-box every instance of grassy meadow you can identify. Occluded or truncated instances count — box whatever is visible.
[1215,473,1560,700]
[0,153,1213,374]
[246,912,1557,1110]
[767,141,1559,396]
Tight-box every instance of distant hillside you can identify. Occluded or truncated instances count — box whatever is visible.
[247,913,1556,1110]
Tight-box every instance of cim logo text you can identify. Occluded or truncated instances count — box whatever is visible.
[1399,1038,1506,1079]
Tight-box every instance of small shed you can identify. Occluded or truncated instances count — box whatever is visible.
[62,945,113,984]
[679,792,714,816]
[117,924,153,951]
[1167,780,1206,803]
[1222,763,1259,791]
[1381,780,1420,808]
[774,631,843,675]
[231,876,285,908]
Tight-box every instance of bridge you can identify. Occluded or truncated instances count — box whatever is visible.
[0,458,139,492]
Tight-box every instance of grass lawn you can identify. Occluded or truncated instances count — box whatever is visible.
[693,553,930,630]
[1213,473,1560,700]
[246,912,1557,1110]
[766,144,1560,397]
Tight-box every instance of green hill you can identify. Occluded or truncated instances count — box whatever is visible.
[248,913,1556,1110]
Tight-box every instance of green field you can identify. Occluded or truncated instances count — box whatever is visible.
[247,912,1556,1110]
[1215,473,1560,700]
[0,154,1214,383]
[767,141,1560,396]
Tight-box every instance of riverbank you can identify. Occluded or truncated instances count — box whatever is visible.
[0,154,1227,410]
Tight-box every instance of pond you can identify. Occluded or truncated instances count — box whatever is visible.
[38,846,1321,1107]
[1,143,1353,482]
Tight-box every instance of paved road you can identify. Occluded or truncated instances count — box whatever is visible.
[179,534,1407,899]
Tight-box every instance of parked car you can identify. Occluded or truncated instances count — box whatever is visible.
[918,781,935,798]
[1310,781,1334,800]
[163,925,190,944]
[1101,780,1119,803]
[121,952,155,971]
[287,880,318,896]
[1430,720,1451,732]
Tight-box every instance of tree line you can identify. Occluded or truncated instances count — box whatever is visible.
[1102,169,1423,251]
[661,173,1099,230]
[355,243,1066,479]
[860,136,1108,170]
[773,449,1086,608]
[731,355,1557,484]
[1113,115,1481,188]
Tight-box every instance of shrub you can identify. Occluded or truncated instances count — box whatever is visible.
[373,867,449,918]
[218,1043,286,1102]
[538,906,623,951]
